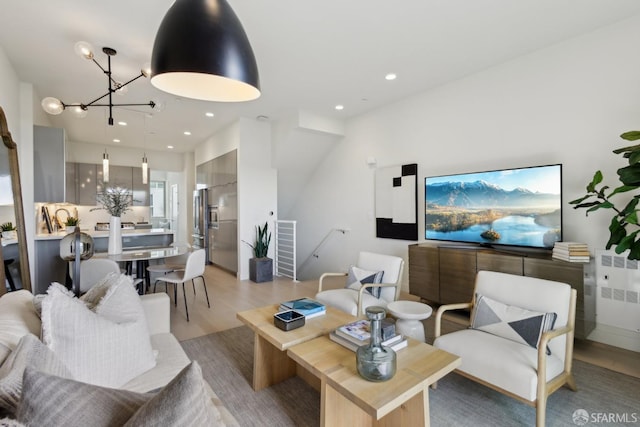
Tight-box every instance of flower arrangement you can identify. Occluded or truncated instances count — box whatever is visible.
[91,186,133,217]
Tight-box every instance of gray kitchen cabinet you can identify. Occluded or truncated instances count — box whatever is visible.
[65,162,100,206]
[65,162,77,204]
[109,165,133,190]
[196,149,238,189]
[77,163,98,205]
[132,166,150,206]
[34,125,66,203]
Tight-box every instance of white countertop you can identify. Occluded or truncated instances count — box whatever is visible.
[1,238,18,246]
[36,228,174,241]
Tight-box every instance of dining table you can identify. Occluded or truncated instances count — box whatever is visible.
[93,246,190,294]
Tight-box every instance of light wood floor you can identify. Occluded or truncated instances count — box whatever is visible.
[164,264,639,379]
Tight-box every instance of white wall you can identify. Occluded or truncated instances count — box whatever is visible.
[194,118,277,280]
[0,47,37,281]
[289,16,640,286]
[238,118,277,280]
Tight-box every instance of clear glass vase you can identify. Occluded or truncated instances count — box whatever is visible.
[356,306,397,382]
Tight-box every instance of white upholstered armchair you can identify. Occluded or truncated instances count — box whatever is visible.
[315,251,404,317]
[433,270,577,427]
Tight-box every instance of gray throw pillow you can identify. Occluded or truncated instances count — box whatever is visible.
[0,334,72,416]
[17,362,216,427]
[124,362,215,426]
[16,368,150,427]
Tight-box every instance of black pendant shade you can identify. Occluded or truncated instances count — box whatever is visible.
[150,0,260,102]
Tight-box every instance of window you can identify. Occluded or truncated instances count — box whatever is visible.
[150,181,166,218]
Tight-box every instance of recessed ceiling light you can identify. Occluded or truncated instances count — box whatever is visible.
[183,131,191,136]
[205,112,214,117]
[113,139,120,143]
[167,145,174,149]
[118,121,127,126]
[335,105,344,111]
[385,73,397,81]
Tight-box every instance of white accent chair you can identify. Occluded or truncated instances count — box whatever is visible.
[73,259,122,294]
[154,249,210,321]
[433,270,577,427]
[315,251,404,317]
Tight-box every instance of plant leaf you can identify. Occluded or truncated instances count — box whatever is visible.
[617,165,640,186]
[569,195,592,205]
[618,230,639,250]
[608,185,636,197]
[629,150,640,165]
[619,132,640,142]
[586,201,613,214]
[586,171,603,192]
[606,218,626,249]
[628,241,640,260]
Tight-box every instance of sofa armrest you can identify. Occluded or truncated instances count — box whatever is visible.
[140,293,170,335]
[434,302,472,338]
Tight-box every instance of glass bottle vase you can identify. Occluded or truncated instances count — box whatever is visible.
[356,306,397,382]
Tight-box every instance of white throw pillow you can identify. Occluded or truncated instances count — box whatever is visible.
[41,277,156,388]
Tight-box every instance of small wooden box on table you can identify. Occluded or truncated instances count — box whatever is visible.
[236,304,355,391]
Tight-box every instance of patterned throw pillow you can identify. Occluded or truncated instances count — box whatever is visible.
[16,362,214,427]
[345,266,384,298]
[470,294,557,354]
[0,334,72,417]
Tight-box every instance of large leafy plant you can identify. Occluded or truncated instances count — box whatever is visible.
[248,222,271,258]
[570,131,640,259]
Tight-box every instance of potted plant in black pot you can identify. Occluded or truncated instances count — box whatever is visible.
[248,222,272,283]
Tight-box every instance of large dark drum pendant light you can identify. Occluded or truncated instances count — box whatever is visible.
[151,0,260,102]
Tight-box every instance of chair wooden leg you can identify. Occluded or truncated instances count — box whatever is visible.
[565,373,578,392]
[192,279,196,295]
[182,282,189,321]
[536,396,547,427]
[200,275,210,308]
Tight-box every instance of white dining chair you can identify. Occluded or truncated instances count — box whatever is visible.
[148,242,191,292]
[153,249,209,321]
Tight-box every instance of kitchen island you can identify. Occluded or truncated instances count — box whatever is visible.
[34,228,174,294]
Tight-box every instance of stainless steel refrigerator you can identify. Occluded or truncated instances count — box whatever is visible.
[207,183,237,273]
[192,188,208,260]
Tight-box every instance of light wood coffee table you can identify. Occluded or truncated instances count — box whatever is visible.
[287,335,461,427]
[236,304,356,391]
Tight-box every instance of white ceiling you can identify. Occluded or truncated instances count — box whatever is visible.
[1,0,640,154]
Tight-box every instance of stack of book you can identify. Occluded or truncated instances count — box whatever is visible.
[278,298,326,318]
[329,319,408,352]
[552,242,590,263]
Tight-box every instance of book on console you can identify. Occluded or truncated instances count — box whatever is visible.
[279,298,326,317]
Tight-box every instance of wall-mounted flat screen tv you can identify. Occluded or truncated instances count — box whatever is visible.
[425,164,562,249]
